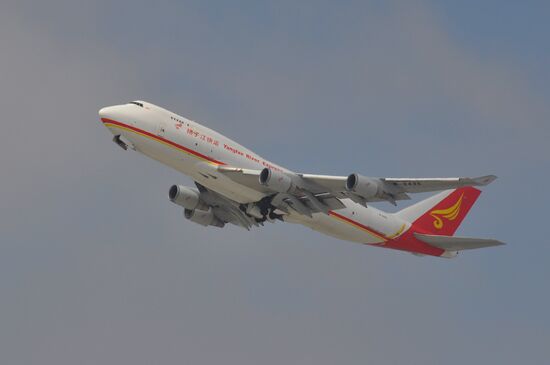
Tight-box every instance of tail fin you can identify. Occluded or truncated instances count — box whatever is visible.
[396,187,481,236]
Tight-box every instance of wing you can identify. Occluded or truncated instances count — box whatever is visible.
[380,175,498,193]
[195,182,260,230]
[301,173,496,203]
[300,174,496,194]
[216,165,497,219]
[216,167,345,215]
[216,166,272,193]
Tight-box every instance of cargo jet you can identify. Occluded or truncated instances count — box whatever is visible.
[99,101,503,258]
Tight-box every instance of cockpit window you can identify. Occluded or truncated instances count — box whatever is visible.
[129,101,143,107]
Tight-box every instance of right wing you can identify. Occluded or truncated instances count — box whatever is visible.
[194,182,260,230]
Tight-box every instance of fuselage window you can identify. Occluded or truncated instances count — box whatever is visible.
[129,101,144,107]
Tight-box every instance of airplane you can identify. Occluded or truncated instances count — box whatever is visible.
[98,100,504,258]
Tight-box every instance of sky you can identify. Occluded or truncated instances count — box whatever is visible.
[1,0,549,364]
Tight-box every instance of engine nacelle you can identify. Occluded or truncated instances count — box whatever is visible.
[259,168,294,193]
[345,174,383,199]
[168,185,208,211]
[184,208,225,228]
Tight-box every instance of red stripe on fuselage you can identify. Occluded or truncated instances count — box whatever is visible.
[329,211,445,256]
[328,210,387,242]
[101,118,225,165]
[383,229,445,256]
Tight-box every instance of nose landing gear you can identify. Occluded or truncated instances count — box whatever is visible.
[113,135,129,150]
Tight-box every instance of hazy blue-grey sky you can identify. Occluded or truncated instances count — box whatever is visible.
[1,1,549,364]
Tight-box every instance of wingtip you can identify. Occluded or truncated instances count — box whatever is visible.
[473,175,498,186]
[485,239,506,247]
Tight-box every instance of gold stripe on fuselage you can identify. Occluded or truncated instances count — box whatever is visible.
[104,123,220,165]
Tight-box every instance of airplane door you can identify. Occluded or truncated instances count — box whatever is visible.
[156,121,167,137]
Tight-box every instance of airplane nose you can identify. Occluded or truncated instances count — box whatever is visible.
[98,106,115,120]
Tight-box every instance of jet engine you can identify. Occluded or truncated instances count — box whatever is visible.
[259,168,294,193]
[184,208,225,228]
[169,185,208,210]
[345,174,383,199]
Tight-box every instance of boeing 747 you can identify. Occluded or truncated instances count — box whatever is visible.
[99,101,503,258]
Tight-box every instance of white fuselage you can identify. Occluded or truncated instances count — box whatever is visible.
[99,101,410,247]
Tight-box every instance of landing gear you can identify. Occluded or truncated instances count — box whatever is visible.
[241,196,284,223]
[252,209,282,223]
[112,135,128,150]
[268,210,284,221]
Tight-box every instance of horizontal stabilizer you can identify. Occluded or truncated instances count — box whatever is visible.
[414,233,504,251]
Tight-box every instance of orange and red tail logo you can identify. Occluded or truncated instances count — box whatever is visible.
[412,187,481,236]
[429,193,463,230]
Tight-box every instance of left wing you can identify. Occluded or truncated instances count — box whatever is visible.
[300,174,497,196]
[218,165,497,208]
[380,175,497,193]
[303,173,497,205]
[216,166,272,193]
